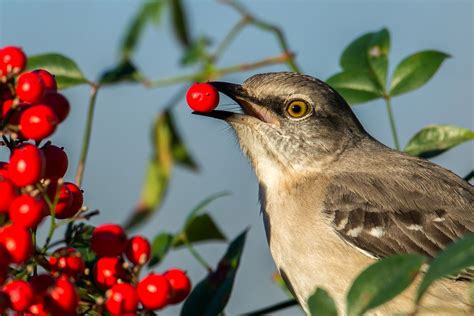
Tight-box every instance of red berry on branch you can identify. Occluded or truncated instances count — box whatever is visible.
[9,194,45,228]
[42,145,68,180]
[186,83,219,112]
[16,72,45,104]
[28,302,48,316]
[44,276,78,315]
[49,248,84,280]
[93,257,127,290]
[0,176,16,213]
[0,224,32,264]
[20,105,58,141]
[29,274,55,299]
[41,92,70,123]
[8,144,45,187]
[91,224,127,257]
[105,283,139,315]
[46,182,73,219]
[3,280,34,312]
[137,273,171,310]
[32,70,57,92]
[63,182,83,218]
[0,46,27,76]
[164,268,192,304]
[125,235,151,265]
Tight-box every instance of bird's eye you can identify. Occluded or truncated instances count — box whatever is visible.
[286,100,310,119]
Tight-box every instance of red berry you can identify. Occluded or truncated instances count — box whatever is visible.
[3,280,34,311]
[46,182,73,219]
[9,194,45,228]
[49,248,84,280]
[20,105,58,141]
[41,92,70,123]
[0,255,8,284]
[16,72,45,103]
[125,235,151,265]
[42,145,68,179]
[186,83,219,112]
[93,257,127,289]
[28,302,48,316]
[137,273,170,310]
[91,224,127,257]
[105,283,139,315]
[0,291,7,314]
[44,276,78,315]
[32,70,56,92]
[0,176,16,213]
[29,274,55,298]
[0,46,27,76]
[0,224,32,264]
[164,268,192,304]
[9,144,45,187]
[1,99,13,118]
[2,101,31,126]
[63,182,83,218]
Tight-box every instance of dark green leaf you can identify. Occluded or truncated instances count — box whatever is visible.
[65,223,96,263]
[149,232,174,267]
[99,60,144,84]
[184,192,229,227]
[167,111,198,170]
[390,50,450,96]
[180,36,211,66]
[308,288,338,316]
[404,125,474,158]
[340,32,373,71]
[170,0,191,47]
[173,213,226,247]
[121,1,165,59]
[346,254,425,316]
[326,71,382,105]
[181,230,248,316]
[124,112,174,230]
[367,28,390,90]
[416,234,474,303]
[26,53,89,89]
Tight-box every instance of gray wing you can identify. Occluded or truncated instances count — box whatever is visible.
[322,152,474,278]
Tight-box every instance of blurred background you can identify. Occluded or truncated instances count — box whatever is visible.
[1,0,472,314]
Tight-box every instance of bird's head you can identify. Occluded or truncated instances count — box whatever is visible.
[194,72,367,186]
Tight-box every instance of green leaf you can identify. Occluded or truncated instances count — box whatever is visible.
[173,213,226,247]
[327,71,382,105]
[308,288,338,316]
[181,230,248,316]
[340,32,373,71]
[26,53,89,89]
[416,234,474,303]
[120,0,165,59]
[170,0,191,47]
[167,111,198,170]
[346,254,425,316]
[367,28,390,90]
[124,111,174,230]
[180,36,211,66]
[149,232,174,267]
[183,192,229,227]
[404,125,474,158]
[390,50,450,96]
[99,60,144,84]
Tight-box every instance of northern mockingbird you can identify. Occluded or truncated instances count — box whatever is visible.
[194,72,473,315]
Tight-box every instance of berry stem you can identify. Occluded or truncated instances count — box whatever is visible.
[181,234,212,272]
[75,83,100,187]
[148,53,293,88]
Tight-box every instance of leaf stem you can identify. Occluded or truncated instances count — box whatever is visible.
[148,53,293,88]
[75,83,100,186]
[384,97,400,150]
[222,0,301,73]
[182,234,212,272]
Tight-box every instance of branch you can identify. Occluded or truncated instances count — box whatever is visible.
[243,299,299,315]
[147,52,294,88]
[221,0,301,73]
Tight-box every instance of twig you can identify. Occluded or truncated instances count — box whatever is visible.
[384,96,401,150]
[148,53,293,88]
[243,299,298,315]
[221,0,301,73]
[210,16,250,62]
[182,234,212,272]
[75,83,100,186]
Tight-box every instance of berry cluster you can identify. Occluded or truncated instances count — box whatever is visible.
[0,46,192,315]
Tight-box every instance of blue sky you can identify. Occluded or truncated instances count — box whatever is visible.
[1,0,472,314]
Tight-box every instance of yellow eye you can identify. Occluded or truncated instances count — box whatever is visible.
[286,100,309,119]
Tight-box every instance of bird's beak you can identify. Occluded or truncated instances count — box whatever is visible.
[192,81,280,126]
